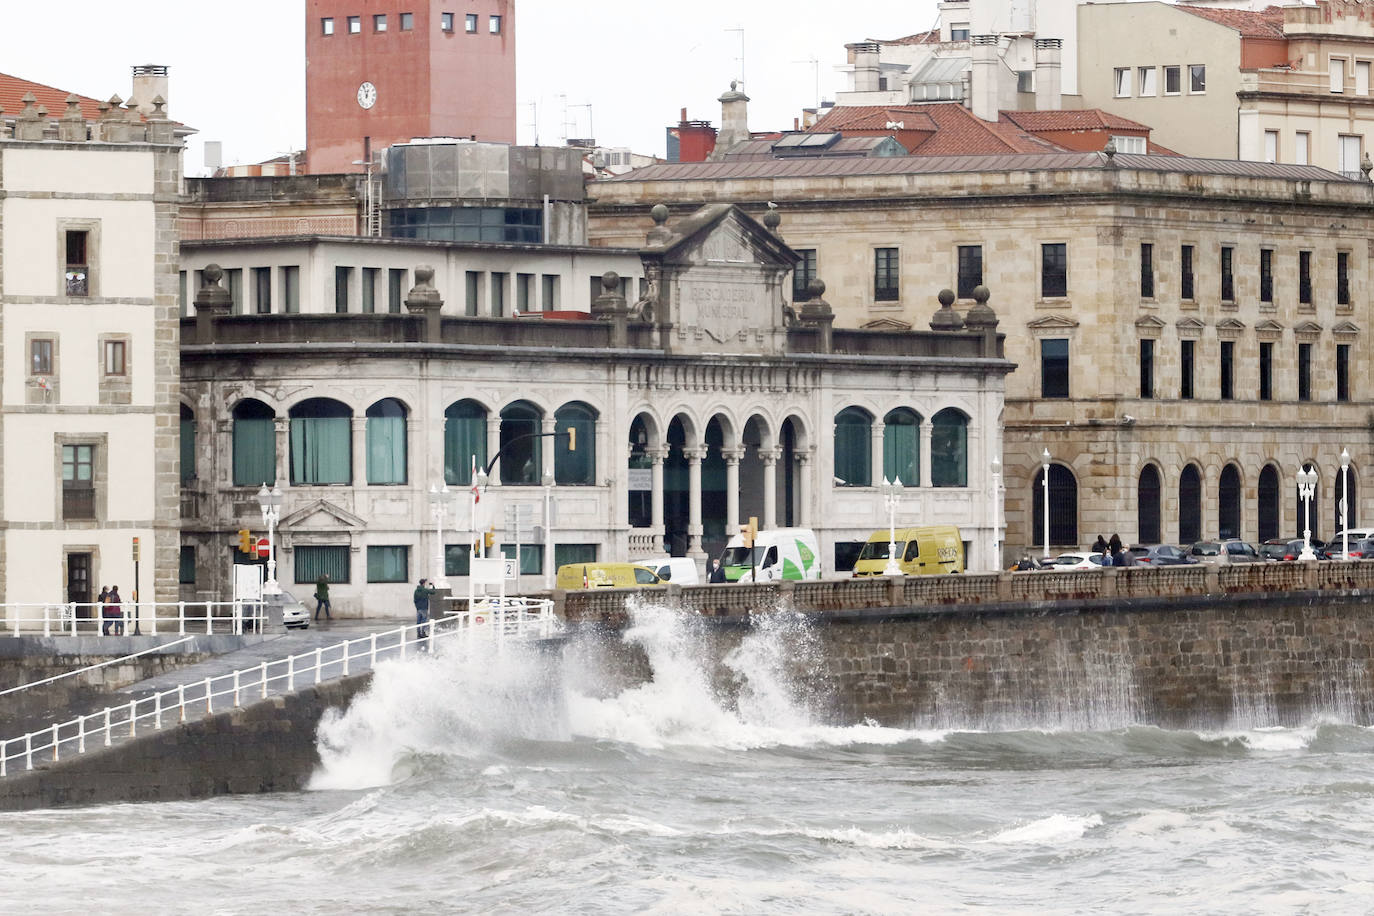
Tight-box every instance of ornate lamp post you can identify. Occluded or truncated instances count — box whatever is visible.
[256,484,284,595]
[1297,465,1318,562]
[543,469,555,589]
[1340,448,1351,560]
[428,483,452,588]
[1041,448,1051,561]
[473,468,488,559]
[881,477,903,576]
[990,456,1002,572]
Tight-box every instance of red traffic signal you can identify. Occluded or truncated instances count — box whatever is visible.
[256,537,271,559]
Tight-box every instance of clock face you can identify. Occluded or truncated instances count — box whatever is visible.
[357,81,377,109]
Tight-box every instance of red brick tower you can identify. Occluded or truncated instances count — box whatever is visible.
[305,1,516,174]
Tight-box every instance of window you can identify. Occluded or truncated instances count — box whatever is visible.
[554,543,598,569]
[1139,339,1154,398]
[1260,342,1273,401]
[792,249,818,301]
[1338,344,1351,401]
[179,270,188,316]
[465,13,478,32]
[833,407,872,487]
[500,401,543,485]
[466,270,483,315]
[289,398,352,485]
[441,12,454,31]
[1040,243,1067,298]
[555,402,596,485]
[30,339,53,375]
[1220,246,1234,302]
[1331,57,1346,93]
[445,544,472,577]
[335,267,352,313]
[930,409,968,488]
[1339,135,1361,174]
[499,544,543,576]
[1338,251,1351,305]
[401,12,413,30]
[1296,131,1310,165]
[1138,66,1157,97]
[1258,465,1281,542]
[882,408,920,486]
[225,268,244,315]
[62,444,95,520]
[1181,244,1195,300]
[1112,135,1146,154]
[348,16,361,34]
[1114,67,1131,98]
[295,546,350,584]
[1179,464,1202,544]
[374,14,387,32]
[388,268,407,313]
[366,399,408,485]
[1299,251,1312,305]
[232,399,276,486]
[367,546,409,582]
[103,340,126,376]
[957,245,982,299]
[1260,248,1273,303]
[1264,130,1278,163]
[1164,65,1181,95]
[1138,466,1162,544]
[180,403,196,482]
[362,267,379,313]
[516,273,535,312]
[179,546,196,584]
[253,266,271,314]
[874,248,899,301]
[1219,464,1242,540]
[541,274,560,311]
[444,399,487,485]
[1181,339,1195,399]
[1189,64,1206,93]
[1298,343,1312,401]
[1220,340,1234,400]
[1032,464,1078,547]
[1041,338,1069,398]
[1017,70,1033,93]
[281,265,300,313]
[950,23,970,40]
[1140,243,1154,298]
[321,17,334,36]
[65,230,89,296]
[489,15,502,33]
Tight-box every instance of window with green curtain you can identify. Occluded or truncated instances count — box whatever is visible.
[500,401,542,485]
[500,543,543,575]
[367,545,409,582]
[930,408,968,487]
[366,398,408,485]
[444,400,487,485]
[232,399,276,486]
[883,408,920,486]
[180,404,196,482]
[554,543,597,568]
[445,544,472,577]
[295,545,350,583]
[554,402,596,485]
[179,545,196,584]
[290,398,352,485]
[833,407,872,487]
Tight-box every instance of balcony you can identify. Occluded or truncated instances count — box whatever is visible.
[63,487,95,520]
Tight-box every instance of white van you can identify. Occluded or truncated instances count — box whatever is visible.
[631,556,701,586]
[719,528,822,582]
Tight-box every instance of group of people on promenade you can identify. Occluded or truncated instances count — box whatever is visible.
[1091,534,1134,567]
[95,585,124,635]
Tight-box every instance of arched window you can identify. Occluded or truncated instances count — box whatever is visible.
[1138,465,1161,544]
[500,401,543,485]
[1179,464,1202,544]
[833,407,872,487]
[444,399,487,485]
[232,399,276,487]
[180,404,196,483]
[1218,464,1242,540]
[1257,464,1281,542]
[883,408,921,486]
[555,402,597,485]
[1335,465,1358,533]
[365,398,408,485]
[289,398,352,485]
[1032,463,1078,548]
[930,408,968,487]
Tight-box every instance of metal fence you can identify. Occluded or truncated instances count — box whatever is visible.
[1,602,264,637]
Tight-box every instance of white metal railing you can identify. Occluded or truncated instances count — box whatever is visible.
[0,601,265,638]
[0,599,558,778]
[0,636,197,700]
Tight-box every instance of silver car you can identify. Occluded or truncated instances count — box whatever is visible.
[1188,539,1264,564]
[262,589,310,629]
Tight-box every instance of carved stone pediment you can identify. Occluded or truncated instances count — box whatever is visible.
[281,498,366,530]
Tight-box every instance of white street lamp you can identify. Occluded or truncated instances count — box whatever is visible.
[1297,465,1318,562]
[473,468,489,559]
[543,469,555,589]
[429,482,452,588]
[256,483,284,595]
[1340,448,1351,560]
[1041,448,1051,561]
[881,476,903,576]
[990,456,1002,572]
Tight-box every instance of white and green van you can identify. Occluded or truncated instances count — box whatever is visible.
[718,528,822,582]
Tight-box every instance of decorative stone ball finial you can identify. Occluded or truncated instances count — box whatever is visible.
[807,279,826,300]
[964,285,999,331]
[601,270,621,293]
[413,265,436,290]
[930,288,964,331]
[650,204,669,226]
[202,264,224,286]
[762,207,781,233]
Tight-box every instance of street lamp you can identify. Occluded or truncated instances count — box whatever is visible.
[256,483,284,595]
[473,468,489,559]
[1340,448,1351,560]
[1041,448,1051,561]
[543,469,555,589]
[1297,464,1318,561]
[428,483,452,588]
[990,456,1002,572]
[881,476,903,576]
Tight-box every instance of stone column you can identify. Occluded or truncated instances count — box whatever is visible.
[762,447,779,530]
[648,447,667,550]
[685,446,706,559]
[871,420,886,486]
[351,417,367,486]
[541,416,557,482]
[797,449,814,527]
[485,417,501,487]
[919,420,934,488]
[723,447,743,533]
[274,417,289,488]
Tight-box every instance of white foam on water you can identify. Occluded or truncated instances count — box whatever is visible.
[1198,724,1320,752]
[983,813,1103,846]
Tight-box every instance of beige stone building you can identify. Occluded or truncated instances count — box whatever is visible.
[587,151,1374,558]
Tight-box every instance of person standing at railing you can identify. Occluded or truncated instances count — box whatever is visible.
[105,586,124,636]
[96,586,109,633]
[314,575,332,621]
[413,578,437,639]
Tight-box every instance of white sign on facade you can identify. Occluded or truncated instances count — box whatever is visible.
[627,468,652,491]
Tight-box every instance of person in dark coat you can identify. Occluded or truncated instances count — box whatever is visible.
[105,586,124,636]
[708,559,727,583]
[413,578,436,637]
[1092,535,1109,554]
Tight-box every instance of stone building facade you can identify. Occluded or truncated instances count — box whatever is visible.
[0,93,182,613]
[586,151,1374,559]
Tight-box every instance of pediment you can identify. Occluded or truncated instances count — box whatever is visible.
[1253,318,1284,341]
[1175,316,1206,338]
[644,204,796,268]
[1215,317,1246,340]
[1294,319,1323,341]
[1135,315,1165,337]
[1333,319,1360,339]
[861,317,913,330]
[281,498,366,529]
[1026,314,1080,331]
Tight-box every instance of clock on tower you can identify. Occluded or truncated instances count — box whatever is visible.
[357,81,377,110]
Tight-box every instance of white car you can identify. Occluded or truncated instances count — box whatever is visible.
[263,589,309,629]
[1044,552,1107,570]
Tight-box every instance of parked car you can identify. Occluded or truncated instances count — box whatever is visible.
[1188,539,1264,564]
[1321,531,1371,559]
[631,556,700,585]
[1263,538,1326,561]
[262,589,309,629]
[1043,552,1107,570]
[1323,536,1374,561]
[1125,544,1195,566]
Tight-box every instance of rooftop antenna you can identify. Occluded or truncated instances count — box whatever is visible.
[560,93,572,145]
[570,103,594,145]
[527,100,539,146]
[725,26,746,89]
[792,57,821,112]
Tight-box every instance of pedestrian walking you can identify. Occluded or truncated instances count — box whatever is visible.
[1091,534,1108,554]
[708,559,726,583]
[106,586,124,636]
[98,586,111,635]
[413,578,436,638]
[314,574,332,621]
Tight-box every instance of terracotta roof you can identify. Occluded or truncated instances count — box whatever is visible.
[1000,109,1152,132]
[810,106,938,133]
[875,29,941,46]
[811,102,1061,155]
[0,72,107,121]
[1177,4,1286,39]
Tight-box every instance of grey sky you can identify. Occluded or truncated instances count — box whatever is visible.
[4,1,935,174]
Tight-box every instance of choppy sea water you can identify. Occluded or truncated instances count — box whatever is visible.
[4,604,1374,914]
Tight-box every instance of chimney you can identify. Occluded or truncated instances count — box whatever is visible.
[1034,39,1063,111]
[970,35,999,122]
[848,42,881,92]
[129,64,169,116]
[710,81,750,159]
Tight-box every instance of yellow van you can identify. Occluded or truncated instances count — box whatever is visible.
[555,562,663,590]
[851,526,964,576]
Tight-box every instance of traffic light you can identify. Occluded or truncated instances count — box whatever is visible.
[566,425,576,451]
[237,529,252,553]
[484,529,496,549]
[741,516,758,547]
